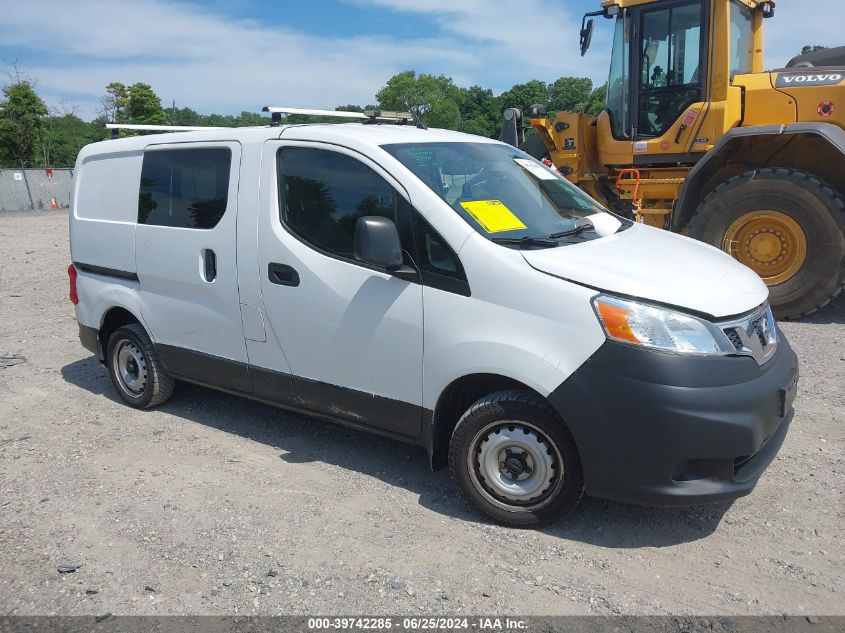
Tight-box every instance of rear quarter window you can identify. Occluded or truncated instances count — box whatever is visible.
[76,151,144,222]
[138,147,231,229]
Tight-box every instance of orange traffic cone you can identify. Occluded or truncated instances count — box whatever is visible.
[50,197,59,209]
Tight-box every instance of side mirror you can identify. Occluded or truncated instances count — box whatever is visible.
[354,216,403,269]
[580,18,594,57]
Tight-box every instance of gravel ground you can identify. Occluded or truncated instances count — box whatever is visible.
[0,210,843,616]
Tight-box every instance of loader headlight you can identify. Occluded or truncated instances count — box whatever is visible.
[603,4,620,18]
[592,295,727,355]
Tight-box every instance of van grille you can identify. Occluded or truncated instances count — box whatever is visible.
[725,329,743,351]
[752,315,769,348]
[718,304,777,365]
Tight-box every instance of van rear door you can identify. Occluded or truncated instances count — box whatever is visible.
[134,141,250,391]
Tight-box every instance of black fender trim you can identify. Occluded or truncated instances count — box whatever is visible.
[78,323,103,361]
[673,122,845,230]
[73,262,139,282]
[153,343,429,443]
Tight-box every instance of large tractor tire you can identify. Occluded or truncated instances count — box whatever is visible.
[689,168,845,319]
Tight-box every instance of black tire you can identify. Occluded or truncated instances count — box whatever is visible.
[448,390,583,528]
[689,168,845,319]
[106,323,174,409]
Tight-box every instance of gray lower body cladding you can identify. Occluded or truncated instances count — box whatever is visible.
[547,336,798,506]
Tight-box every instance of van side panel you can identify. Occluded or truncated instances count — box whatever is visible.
[134,142,249,371]
[421,234,607,410]
[236,141,293,374]
[70,150,143,275]
[73,273,146,335]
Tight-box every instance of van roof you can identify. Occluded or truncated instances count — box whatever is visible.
[78,123,501,160]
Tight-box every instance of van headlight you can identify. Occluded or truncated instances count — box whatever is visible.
[592,295,728,355]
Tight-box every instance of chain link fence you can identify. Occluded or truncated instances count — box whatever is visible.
[0,168,74,212]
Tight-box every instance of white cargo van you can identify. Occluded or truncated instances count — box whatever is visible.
[69,113,798,527]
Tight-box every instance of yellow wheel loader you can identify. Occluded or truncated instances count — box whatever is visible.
[501,0,845,318]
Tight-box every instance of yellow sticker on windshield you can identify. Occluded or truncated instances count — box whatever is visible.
[460,200,527,233]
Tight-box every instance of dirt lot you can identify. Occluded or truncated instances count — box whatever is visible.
[0,210,843,616]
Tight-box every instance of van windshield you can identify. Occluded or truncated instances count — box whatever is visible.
[381,141,619,246]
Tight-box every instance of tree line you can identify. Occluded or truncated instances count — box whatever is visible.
[0,67,607,169]
[0,39,832,169]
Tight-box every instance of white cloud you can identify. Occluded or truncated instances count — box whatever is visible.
[1,0,485,118]
[764,0,844,68]
[1,0,841,120]
[345,0,614,89]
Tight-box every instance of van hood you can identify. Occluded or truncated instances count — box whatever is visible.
[521,223,768,319]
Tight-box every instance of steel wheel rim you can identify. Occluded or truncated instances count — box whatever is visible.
[722,211,808,285]
[112,338,148,398]
[467,420,564,512]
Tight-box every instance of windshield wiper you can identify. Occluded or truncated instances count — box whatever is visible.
[491,236,558,248]
[547,223,595,239]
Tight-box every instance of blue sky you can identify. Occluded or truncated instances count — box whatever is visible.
[1,0,841,120]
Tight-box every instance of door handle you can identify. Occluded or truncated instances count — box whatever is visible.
[268,262,300,287]
[203,249,217,282]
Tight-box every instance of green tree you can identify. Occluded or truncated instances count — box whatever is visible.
[203,113,237,127]
[548,77,593,113]
[235,111,269,126]
[497,80,549,116]
[102,82,167,135]
[126,83,167,124]
[586,83,607,117]
[801,45,828,56]
[39,112,84,167]
[457,85,499,137]
[87,116,110,144]
[103,82,167,126]
[0,80,48,165]
[376,71,463,126]
[335,104,364,113]
[102,82,129,123]
[164,106,265,128]
[36,107,109,167]
[427,99,461,130]
[172,106,201,126]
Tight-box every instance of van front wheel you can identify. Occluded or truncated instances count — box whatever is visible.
[448,390,583,528]
[106,323,174,409]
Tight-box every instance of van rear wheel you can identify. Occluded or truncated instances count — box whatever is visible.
[106,323,174,409]
[448,390,583,528]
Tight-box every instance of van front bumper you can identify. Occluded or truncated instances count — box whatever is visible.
[547,334,798,506]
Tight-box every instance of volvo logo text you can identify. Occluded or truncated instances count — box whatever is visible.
[776,73,844,88]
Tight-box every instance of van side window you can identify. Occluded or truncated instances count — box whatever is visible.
[278,147,396,259]
[414,214,465,280]
[138,148,231,229]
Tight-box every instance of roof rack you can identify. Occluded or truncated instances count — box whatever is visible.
[105,123,229,132]
[262,106,418,127]
[105,123,230,139]
[103,106,424,141]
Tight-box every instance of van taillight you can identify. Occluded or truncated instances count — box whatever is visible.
[68,264,79,305]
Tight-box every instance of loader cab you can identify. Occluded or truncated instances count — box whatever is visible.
[604,0,707,140]
[594,0,769,154]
